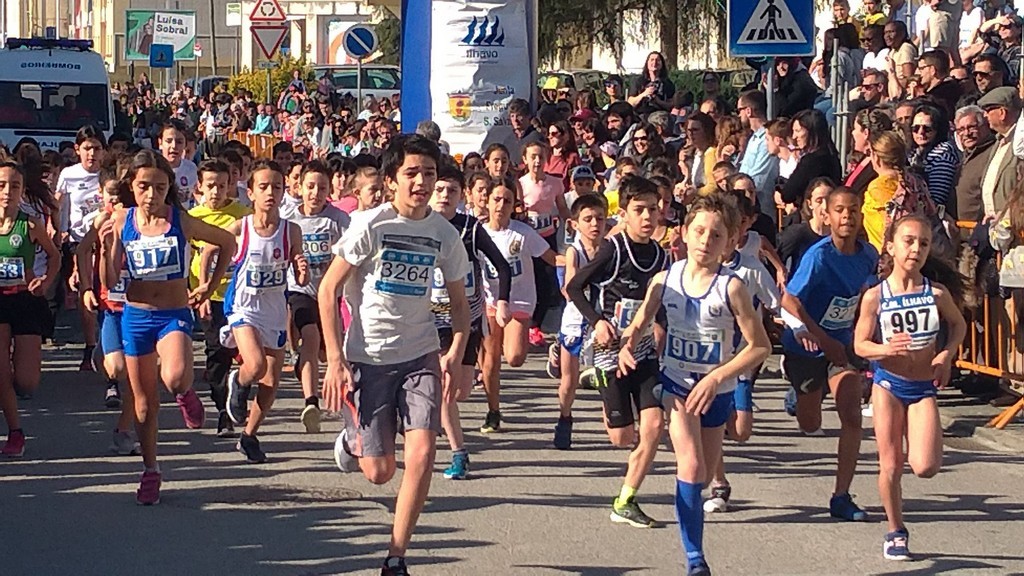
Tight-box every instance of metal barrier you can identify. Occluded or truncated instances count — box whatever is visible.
[227,132,281,159]
[953,221,1024,429]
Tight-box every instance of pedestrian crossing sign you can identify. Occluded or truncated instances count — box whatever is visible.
[727,0,814,57]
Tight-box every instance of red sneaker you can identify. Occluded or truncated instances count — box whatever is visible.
[136,470,162,505]
[529,327,546,348]
[1,429,25,457]
[175,388,206,429]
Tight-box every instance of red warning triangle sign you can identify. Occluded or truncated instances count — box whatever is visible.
[251,25,288,59]
[250,0,286,22]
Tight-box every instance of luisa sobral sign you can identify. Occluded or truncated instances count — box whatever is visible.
[125,10,197,61]
[430,0,531,155]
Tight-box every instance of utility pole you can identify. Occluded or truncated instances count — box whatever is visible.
[209,0,218,76]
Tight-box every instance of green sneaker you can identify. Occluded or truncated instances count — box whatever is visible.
[610,499,656,528]
[480,410,501,434]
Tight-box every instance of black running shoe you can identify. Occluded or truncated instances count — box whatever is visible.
[381,556,410,576]
[237,433,267,463]
[480,410,501,434]
[226,369,251,425]
[217,411,237,438]
[104,382,122,409]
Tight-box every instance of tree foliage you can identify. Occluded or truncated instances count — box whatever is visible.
[538,0,726,67]
[227,57,313,102]
[375,9,401,66]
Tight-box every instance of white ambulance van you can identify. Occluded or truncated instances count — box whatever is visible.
[0,38,114,151]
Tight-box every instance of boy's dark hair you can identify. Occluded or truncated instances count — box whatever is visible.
[108,133,131,146]
[684,193,740,238]
[618,175,661,209]
[218,149,243,170]
[272,141,292,157]
[826,185,861,206]
[300,159,331,181]
[159,119,190,140]
[246,160,284,189]
[465,170,492,189]
[224,140,253,160]
[438,165,465,188]
[724,190,757,218]
[197,159,230,180]
[570,193,608,219]
[59,141,76,153]
[381,135,441,181]
[352,153,380,169]
[75,125,107,148]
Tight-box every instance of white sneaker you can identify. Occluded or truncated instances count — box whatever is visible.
[861,404,874,418]
[703,497,728,513]
[333,430,360,473]
[802,428,826,437]
[110,429,140,456]
[301,404,322,434]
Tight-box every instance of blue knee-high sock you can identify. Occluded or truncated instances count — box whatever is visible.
[675,479,705,566]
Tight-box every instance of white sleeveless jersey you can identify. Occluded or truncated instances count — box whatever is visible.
[559,238,592,338]
[660,260,740,394]
[223,216,291,325]
[878,278,940,351]
[738,231,760,262]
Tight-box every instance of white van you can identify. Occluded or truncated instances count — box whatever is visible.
[0,38,114,151]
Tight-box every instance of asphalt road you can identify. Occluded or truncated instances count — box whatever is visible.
[2,342,1023,576]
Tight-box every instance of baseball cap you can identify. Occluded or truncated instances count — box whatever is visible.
[571,164,597,182]
[978,86,1021,110]
[570,108,598,122]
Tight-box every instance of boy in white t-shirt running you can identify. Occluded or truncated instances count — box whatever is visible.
[318,135,471,576]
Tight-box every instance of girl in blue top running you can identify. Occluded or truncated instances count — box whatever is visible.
[103,150,236,505]
[853,215,966,561]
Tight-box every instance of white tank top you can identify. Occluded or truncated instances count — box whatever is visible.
[559,238,592,337]
[738,230,760,262]
[878,277,940,351]
[223,215,290,323]
[660,260,740,393]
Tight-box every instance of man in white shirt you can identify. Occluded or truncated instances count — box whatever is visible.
[861,24,891,71]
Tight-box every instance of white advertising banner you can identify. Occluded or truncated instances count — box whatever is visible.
[430,0,532,156]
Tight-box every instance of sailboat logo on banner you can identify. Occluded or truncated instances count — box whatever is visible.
[737,0,807,43]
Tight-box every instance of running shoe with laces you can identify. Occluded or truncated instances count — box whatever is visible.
[883,528,911,561]
[610,499,656,528]
[1,429,25,458]
[829,493,869,522]
[784,387,797,416]
[687,559,712,576]
[443,451,469,480]
[703,484,731,513]
[104,381,122,409]
[216,411,237,438]
[175,388,205,429]
[479,410,501,434]
[381,556,410,576]
[553,416,573,450]
[225,369,251,425]
[579,367,598,390]
[333,429,361,472]
[111,429,141,456]
[528,326,546,347]
[237,433,267,463]
[545,342,561,379]
[301,403,322,433]
[136,470,161,505]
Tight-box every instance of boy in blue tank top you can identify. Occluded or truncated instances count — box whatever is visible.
[781,186,879,522]
[620,194,772,576]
